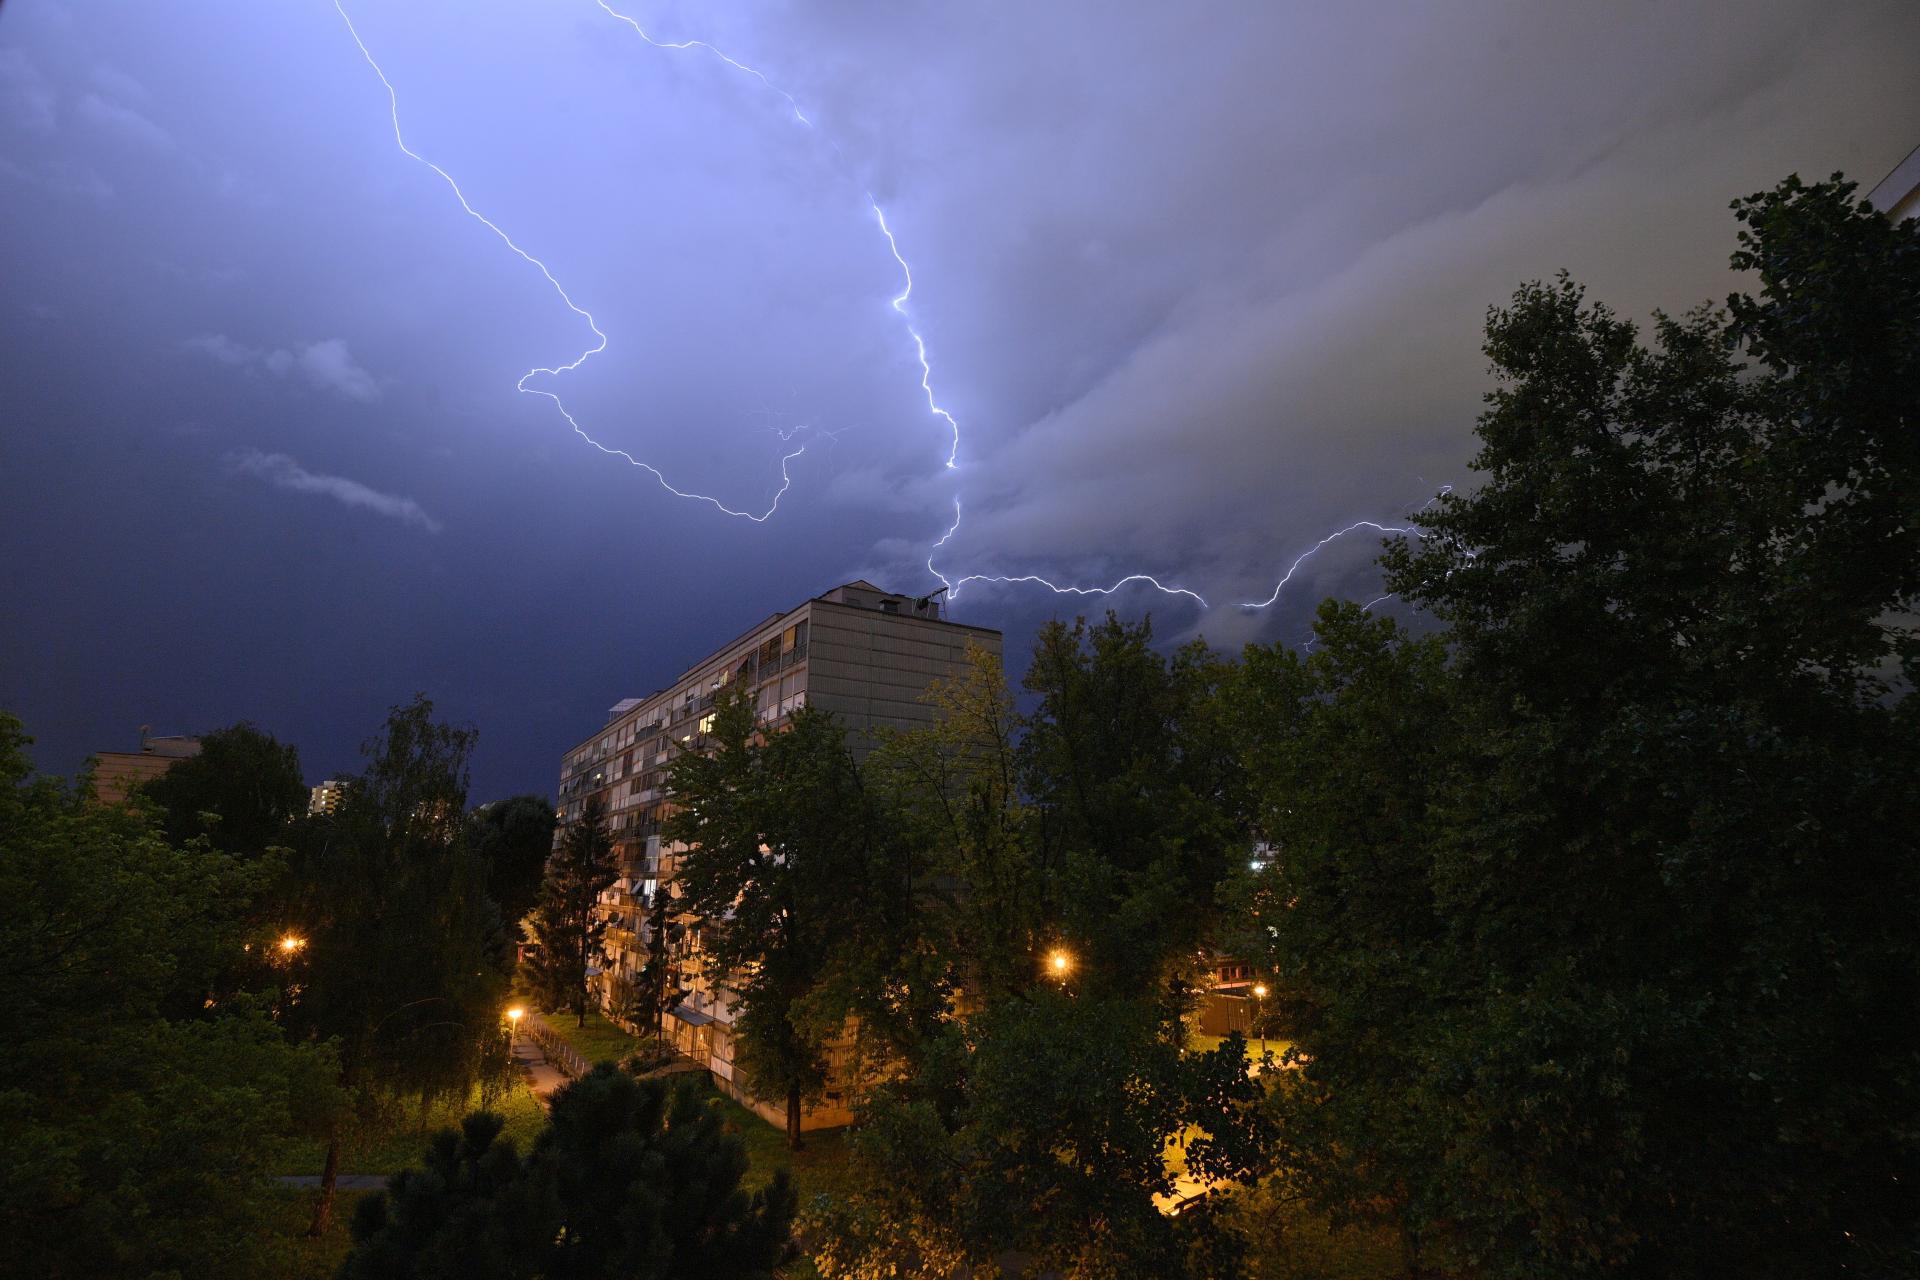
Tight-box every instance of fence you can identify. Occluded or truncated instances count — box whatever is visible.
[524,1011,590,1079]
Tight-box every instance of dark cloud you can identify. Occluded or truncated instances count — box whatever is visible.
[1,0,1914,797]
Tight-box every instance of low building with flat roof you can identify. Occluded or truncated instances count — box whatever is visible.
[89,729,201,805]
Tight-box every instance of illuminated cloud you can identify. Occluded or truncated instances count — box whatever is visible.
[186,334,381,402]
[227,449,441,533]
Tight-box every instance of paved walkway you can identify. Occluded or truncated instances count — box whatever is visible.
[276,1173,390,1191]
[512,1030,572,1108]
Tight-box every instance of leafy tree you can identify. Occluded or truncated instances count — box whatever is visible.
[136,720,312,1010]
[815,623,1271,1278]
[0,712,341,1279]
[139,719,308,856]
[666,685,889,1147]
[868,644,1036,1029]
[288,695,513,1237]
[1252,177,1919,1276]
[466,793,557,934]
[815,996,1267,1280]
[344,1066,797,1280]
[526,795,617,1028]
[1019,614,1250,998]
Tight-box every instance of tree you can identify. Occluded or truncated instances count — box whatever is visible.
[868,644,1036,1030]
[1253,177,1919,1276]
[343,1066,797,1280]
[136,720,312,1011]
[288,694,513,1237]
[814,623,1271,1278]
[526,795,617,1029]
[666,685,887,1148]
[0,712,341,1279]
[1019,614,1250,998]
[624,882,683,1044]
[466,794,557,935]
[139,719,308,857]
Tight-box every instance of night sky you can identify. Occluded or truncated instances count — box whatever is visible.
[3,1,1915,801]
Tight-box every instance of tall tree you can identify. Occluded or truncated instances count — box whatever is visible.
[465,794,557,934]
[815,623,1270,1277]
[137,720,312,1010]
[666,685,886,1148]
[1253,177,1919,1276]
[343,1066,796,1280]
[0,712,341,1279]
[1019,614,1250,998]
[289,694,512,1237]
[625,882,683,1044]
[139,719,308,856]
[526,796,617,1029]
[868,644,1036,1028]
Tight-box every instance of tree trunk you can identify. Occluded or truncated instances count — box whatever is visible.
[786,1081,805,1151]
[306,1132,341,1238]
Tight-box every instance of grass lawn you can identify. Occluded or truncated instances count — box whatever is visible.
[542,1009,643,1068]
[280,1076,549,1177]
[260,1187,368,1280]
[1190,1029,1293,1066]
[701,1084,858,1207]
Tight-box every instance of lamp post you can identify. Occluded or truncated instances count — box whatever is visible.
[1251,983,1268,1055]
[506,1005,524,1052]
[1046,948,1073,980]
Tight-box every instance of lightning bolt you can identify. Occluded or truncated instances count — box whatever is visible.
[344,0,1447,617]
[331,1,803,522]
[1239,521,1417,609]
[592,2,1220,606]
[1244,485,1453,612]
[595,1,959,471]
[871,202,960,470]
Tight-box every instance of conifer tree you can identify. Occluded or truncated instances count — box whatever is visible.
[527,796,617,1029]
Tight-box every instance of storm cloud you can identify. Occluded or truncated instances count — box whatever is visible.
[2,0,1914,797]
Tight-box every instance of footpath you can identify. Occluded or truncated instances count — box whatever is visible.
[515,1012,577,1107]
[276,1017,577,1193]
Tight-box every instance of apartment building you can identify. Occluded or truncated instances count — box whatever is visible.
[308,779,348,816]
[554,580,1001,1128]
[89,729,201,805]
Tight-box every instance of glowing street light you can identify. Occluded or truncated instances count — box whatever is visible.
[1251,983,1269,1055]
[279,934,306,955]
[506,1005,525,1048]
[1047,948,1072,978]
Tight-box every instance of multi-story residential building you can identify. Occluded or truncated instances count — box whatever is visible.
[308,779,348,816]
[89,729,201,805]
[554,580,1002,1129]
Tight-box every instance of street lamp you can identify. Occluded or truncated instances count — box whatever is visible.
[279,934,305,955]
[1251,983,1268,1055]
[1047,948,1072,979]
[506,1005,524,1050]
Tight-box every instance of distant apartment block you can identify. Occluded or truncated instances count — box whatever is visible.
[309,779,349,816]
[554,580,1001,1128]
[89,729,201,805]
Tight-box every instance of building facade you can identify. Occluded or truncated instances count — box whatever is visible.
[89,730,201,805]
[554,580,1002,1128]
[1869,142,1920,221]
[308,779,348,816]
